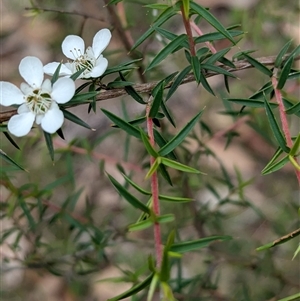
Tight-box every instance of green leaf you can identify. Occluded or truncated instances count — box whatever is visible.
[145,157,161,179]
[201,63,237,78]
[287,70,300,80]
[289,155,300,170]
[70,67,87,80]
[166,65,191,101]
[161,157,204,174]
[232,49,257,61]
[144,4,169,10]
[119,72,146,104]
[158,164,173,186]
[219,56,236,68]
[288,44,300,59]
[131,5,180,51]
[191,56,201,84]
[106,0,122,5]
[88,83,97,113]
[44,131,54,162]
[289,133,300,156]
[107,81,135,88]
[107,273,154,301]
[153,130,177,160]
[19,199,36,229]
[264,96,289,152]
[159,195,194,202]
[140,129,159,158]
[261,155,290,175]
[102,59,142,77]
[159,109,204,156]
[122,174,151,195]
[154,27,190,49]
[194,30,243,44]
[274,40,293,68]
[3,131,20,149]
[156,213,175,224]
[242,53,273,77]
[128,219,153,232]
[205,48,231,65]
[292,245,300,260]
[285,101,300,115]
[146,34,187,72]
[50,62,62,84]
[182,0,190,19]
[112,116,147,128]
[101,109,141,139]
[160,231,175,283]
[0,149,26,171]
[226,98,278,108]
[62,109,93,130]
[68,91,98,105]
[75,82,91,94]
[283,98,300,118]
[149,83,164,118]
[197,47,210,60]
[152,72,178,98]
[249,82,273,100]
[190,2,235,44]
[260,147,282,172]
[256,228,300,251]
[170,236,232,253]
[277,55,294,89]
[160,100,176,127]
[147,273,159,301]
[107,174,150,214]
[278,293,300,301]
[200,73,215,95]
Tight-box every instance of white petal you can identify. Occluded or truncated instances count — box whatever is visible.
[41,102,64,133]
[90,57,108,77]
[43,62,73,76]
[35,114,43,124]
[92,29,112,58]
[20,83,33,95]
[19,56,44,88]
[51,78,75,104]
[7,111,35,137]
[41,79,52,93]
[62,35,85,60]
[17,103,30,114]
[0,82,24,106]
[85,46,95,58]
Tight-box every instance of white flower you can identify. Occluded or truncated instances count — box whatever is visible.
[0,56,75,137]
[44,28,112,79]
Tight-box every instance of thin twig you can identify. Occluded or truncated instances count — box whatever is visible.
[1,55,298,123]
[102,0,147,83]
[24,7,106,23]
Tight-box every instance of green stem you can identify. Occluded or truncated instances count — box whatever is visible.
[146,104,163,267]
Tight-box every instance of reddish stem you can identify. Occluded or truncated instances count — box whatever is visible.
[190,20,217,54]
[180,6,196,56]
[271,71,300,184]
[146,104,163,267]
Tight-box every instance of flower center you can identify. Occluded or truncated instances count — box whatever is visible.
[26,89,52,115]
[69,48,95,77]
[74,55,94,75]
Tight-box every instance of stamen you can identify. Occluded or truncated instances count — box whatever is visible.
[26,89,52,115]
